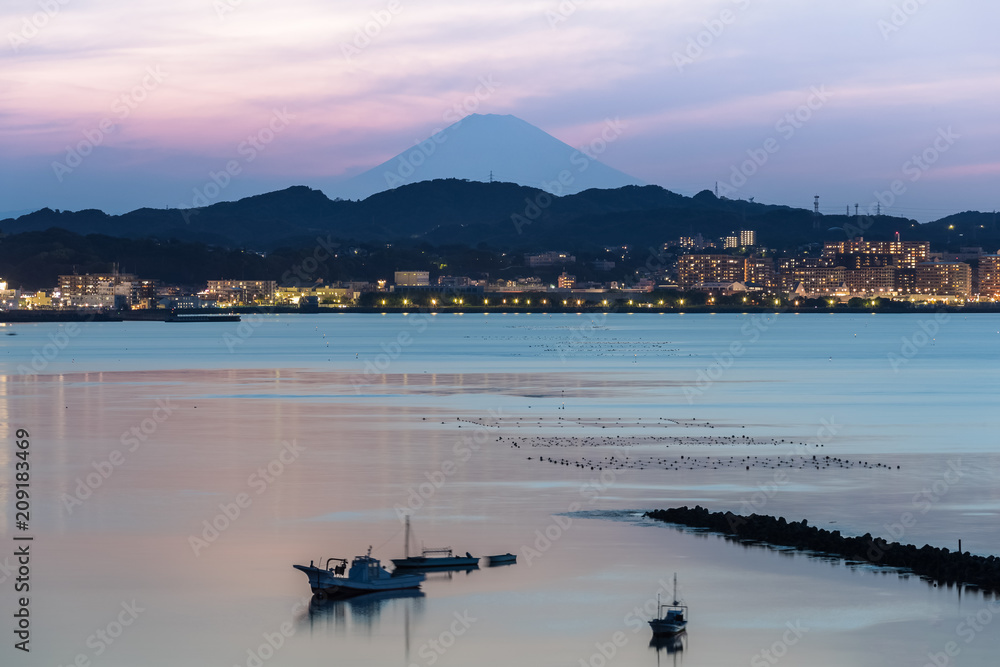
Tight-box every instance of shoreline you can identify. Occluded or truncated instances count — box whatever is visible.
[4,304,1000,323]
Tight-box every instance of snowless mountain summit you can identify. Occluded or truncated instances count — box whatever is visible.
[332,113,644,200]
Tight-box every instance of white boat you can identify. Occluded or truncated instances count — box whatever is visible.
[391,516,479,570]
[485,553,517,566]
[293,547,424,597]
[649,574,688,637]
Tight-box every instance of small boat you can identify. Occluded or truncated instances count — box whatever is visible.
[293,547,424,597]
[391,516,479,570]
[485,553,517,566]
[649,574,688,637]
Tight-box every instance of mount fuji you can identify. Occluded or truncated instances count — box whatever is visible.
[331,113,644,200]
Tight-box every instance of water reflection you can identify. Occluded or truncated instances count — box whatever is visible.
[419,565,479,581]
[650,631,686,664]
[302,589,426,634]
[485,560,517,568]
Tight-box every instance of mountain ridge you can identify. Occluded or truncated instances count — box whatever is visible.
[2,179,994,255]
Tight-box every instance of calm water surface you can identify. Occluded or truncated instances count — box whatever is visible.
[1,313,998,666]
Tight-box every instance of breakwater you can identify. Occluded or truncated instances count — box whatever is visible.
[646,506,1000,594]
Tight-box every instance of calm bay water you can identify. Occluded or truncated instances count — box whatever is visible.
[1,312,999,666]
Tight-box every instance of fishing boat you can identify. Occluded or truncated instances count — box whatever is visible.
[293,547,424,597]
[649,574,688,637]
[391,516,480,570]
[485,553,517,566]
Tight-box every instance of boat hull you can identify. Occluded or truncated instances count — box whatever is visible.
[649,619,687,637]
[391,556,480,569]
[485,553,517,565]
[293,564,424,595]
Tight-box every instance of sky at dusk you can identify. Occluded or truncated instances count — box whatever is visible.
[1,0,997,222]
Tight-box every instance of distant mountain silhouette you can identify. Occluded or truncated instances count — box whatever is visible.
[331,113,644,200]
[2,179,993,254]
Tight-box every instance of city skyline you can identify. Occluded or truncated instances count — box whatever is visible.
[2,1,998,219]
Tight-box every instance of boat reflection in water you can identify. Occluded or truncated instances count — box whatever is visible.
[420,565,479,581]
[649,631,686,665]
[300,588,425,637]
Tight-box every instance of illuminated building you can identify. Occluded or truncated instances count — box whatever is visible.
[915,262,971,299]
[979,256,1000,299]
[678,255,745,288]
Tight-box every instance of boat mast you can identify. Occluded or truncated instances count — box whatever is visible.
[404,515,410,559]
[673,573,678,605]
